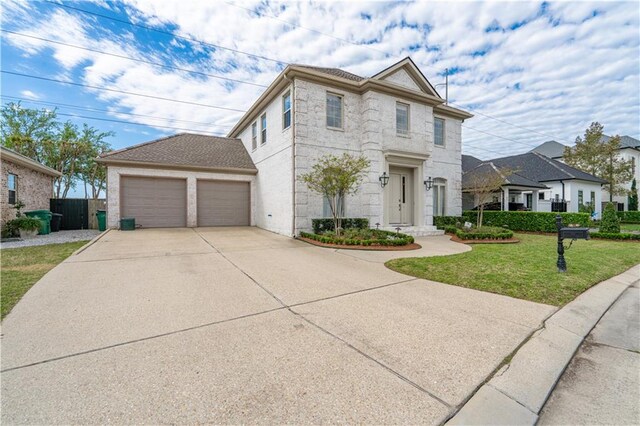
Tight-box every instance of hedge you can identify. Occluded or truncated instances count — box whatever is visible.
[617,211,640,224]
[461,211,590,232]
[434,216,464,229]
[589,232,640,241]
[311,218,369,234]
[300,230,414,246]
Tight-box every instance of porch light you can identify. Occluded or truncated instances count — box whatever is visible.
[379,172,390,188]
[424,177,434,191]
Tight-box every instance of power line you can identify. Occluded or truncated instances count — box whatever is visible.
[462,124,540,150]
[0,95,232,128]
[1,30,269,88]
[2,71,247,113]
[44,0,289,66]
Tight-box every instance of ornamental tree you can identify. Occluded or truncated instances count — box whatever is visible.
[300,153,370,236]
[628,179,638,211]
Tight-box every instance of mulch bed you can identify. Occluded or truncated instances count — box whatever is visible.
[447,234,520,244]
[297,236,422,251]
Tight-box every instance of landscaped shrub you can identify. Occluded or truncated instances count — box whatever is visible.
[600,203,621,233]
[453,226,514,240]
[461,211,590,232]
[300,229,414,246]
[434,216,463,229]
[617,211,640,223]
[589,232,640,241]
[311,218,369,234]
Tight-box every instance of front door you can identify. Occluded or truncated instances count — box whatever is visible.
[388,168,413,225]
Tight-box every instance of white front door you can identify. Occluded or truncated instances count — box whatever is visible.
[388,168,413,225]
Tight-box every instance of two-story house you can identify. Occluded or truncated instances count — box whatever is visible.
[100,57,472,236]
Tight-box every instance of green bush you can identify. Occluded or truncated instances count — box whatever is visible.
[6,216,42,232]
[600,203,621,233]
[454,226,514,240]
[461,211,590,232]
[311,218,369,234]
[617,211,640,223]
[589,232,640,241]
[300,229,414,246]
[434,216,463,229]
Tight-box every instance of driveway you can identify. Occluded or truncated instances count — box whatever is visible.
[1,227,556,424]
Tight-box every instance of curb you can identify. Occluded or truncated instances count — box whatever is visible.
[446,264,640,425]
[72,229,110,256]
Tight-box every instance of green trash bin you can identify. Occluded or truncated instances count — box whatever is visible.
[96,210,107,232]
[24,210,52,235]
[120,217,135,231]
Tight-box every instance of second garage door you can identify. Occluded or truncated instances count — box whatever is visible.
[197,180,250,226]
[120,176,187,228]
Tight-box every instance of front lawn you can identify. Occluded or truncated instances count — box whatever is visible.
[386,233,639,306]
[621,223,640,232]
[1,241,87,319]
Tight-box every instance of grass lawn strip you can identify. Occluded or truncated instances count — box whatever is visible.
[386,233,640,307]
[1,241,87,320]
[621,223,640,232]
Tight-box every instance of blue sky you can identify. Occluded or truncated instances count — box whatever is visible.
[2,0,639,164]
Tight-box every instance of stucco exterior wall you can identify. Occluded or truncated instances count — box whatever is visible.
[1,159,55,226]
[106,166,256,228]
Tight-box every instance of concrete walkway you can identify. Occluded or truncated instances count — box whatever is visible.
[448,265,640,425]
[2,227,555,424]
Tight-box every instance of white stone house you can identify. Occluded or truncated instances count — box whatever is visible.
[100,57,472,236]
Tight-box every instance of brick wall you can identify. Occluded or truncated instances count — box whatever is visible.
[1,159,55,226]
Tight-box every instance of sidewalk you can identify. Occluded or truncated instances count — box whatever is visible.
[447,265,640,425]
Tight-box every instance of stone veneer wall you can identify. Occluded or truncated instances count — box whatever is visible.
[1,158,55,226]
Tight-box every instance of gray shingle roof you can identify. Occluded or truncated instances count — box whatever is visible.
[294,65,365,82]
[530,140,567,159]
[490,152,606,183]
[462,154,483,172]
[601,135,640,149]
[463,162,548,190]
[99,133,256,172]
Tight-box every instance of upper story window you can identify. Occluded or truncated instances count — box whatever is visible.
[251,122,257,150]
[282,91,291,130]
[7,173,16,205]
[260,113,267,145]
[326,92,343,129]
[396,102,409,136]
[434,117,445,146]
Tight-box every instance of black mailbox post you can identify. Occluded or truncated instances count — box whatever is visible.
[556,215,590,273]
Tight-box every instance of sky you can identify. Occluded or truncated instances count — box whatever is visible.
[2,0,639,167]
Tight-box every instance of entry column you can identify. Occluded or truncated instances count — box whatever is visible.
[187,176,197,227]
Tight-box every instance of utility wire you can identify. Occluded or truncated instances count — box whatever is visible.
[0,95,232,128]
[462,124,541,150]
[44,0,289,66]
[1,30,269,88]
[2,71,247,113]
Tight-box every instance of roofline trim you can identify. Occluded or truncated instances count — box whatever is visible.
[97,158,258,175]
[1,146,62,177]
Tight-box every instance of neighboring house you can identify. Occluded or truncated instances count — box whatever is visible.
[1,146,61,226]
[531,135,640,211]
[462,152,607,215]
[101,57,472,236]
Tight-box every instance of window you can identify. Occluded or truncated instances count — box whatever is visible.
[322,195,345,218]
[396,102,409,136]
[578,190,584,206]
[538,192,545,200]
[282,91,291,129]
[260,113,267,145]
[251,122,257,150]
[590,191,596,207]
[7,173,16,205]
[434,118,445,146]
[326,93,343,129]
[433,178,446,217]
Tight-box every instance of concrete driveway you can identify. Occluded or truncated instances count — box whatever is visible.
[1,227,556,424]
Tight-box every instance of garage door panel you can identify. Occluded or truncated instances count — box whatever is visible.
[197,180,250,227]
[121,176,187,228]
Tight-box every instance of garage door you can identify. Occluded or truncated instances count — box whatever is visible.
[197,180,250,226]
[120,176,187,228]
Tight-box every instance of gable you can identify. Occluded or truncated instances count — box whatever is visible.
[371,58,440,97]
[380,69,423,92]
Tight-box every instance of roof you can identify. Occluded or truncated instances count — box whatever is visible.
[98,133,257,173]
[463,162,548,190]
[490,152,607,184]
[0,146,62,177]
[530,140,567,159]
[293,65,364,82]
[462,154,483,172]
[601,135,640,149]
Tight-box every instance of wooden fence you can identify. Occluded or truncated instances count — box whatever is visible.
[88,199,107,229]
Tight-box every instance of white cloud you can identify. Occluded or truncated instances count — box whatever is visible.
[20,90,40,100]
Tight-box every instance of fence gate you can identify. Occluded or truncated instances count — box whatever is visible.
[50,199,89,230]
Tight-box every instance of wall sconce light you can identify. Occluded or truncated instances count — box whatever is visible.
[424,176,433,191]
[379,172,390,188]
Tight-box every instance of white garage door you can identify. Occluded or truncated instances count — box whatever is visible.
[120,176,187,228]
[197,180,250,227]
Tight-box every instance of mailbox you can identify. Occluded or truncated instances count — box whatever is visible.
[560,227,590,240]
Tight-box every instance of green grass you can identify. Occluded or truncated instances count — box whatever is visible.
[1,241,87,320]
[621,223,640,232]
[386,233,640,306]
